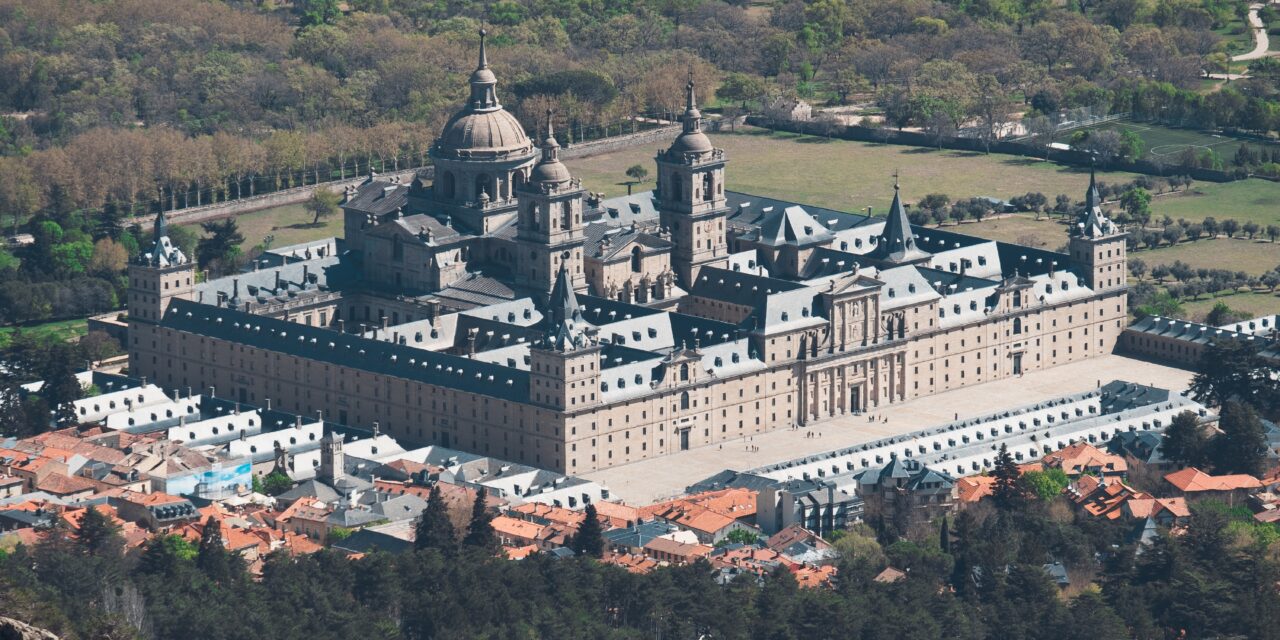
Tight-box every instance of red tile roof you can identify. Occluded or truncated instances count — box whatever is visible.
[1164,468,1263,493]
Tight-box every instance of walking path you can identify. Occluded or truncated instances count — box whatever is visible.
[1234,3,1271,62]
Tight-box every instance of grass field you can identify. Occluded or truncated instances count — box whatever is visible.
[178,203,343,251]
[1144,181,1280,228]
[946,214,1069,249]
[1180,290,1280,321]
[567,127,1140,213]
[1079,120,1277,167]
[0,318,88,349]
[1134,236,1279,274]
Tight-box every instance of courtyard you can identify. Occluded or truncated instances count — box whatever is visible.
[584,354,1196,505]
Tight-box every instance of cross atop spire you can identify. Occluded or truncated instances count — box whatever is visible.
[875,175,930,264]
[682,71,702,135]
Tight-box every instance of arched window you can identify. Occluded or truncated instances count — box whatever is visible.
[679,363,689,381]
[671,175,682,200]
[680,391,690,411]
[631,246,643,273]
[702,172,713,202]
[1013,317,1023,335]
[439,171,456,199]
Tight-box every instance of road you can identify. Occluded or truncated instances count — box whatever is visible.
[1234,3,1271,62]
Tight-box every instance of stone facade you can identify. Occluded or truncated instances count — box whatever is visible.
[128,32,1128,476]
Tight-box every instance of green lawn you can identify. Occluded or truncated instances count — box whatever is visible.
[1145,181,1280,228]
[1081,120,1278,168]
[568,126,1139,214]
[1133,236,1280,275]
[0,318,88,349]
[1180,290,1280,321]
[179,203,343,251]
[946,214,1071,250]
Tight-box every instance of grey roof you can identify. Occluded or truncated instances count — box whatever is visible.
[603,520,678,549]
[753,205,834,248]
[1077,166,1118,238]
[196,255,345,307]
[276,479,342,505]
[161,298,530,401]
[1127,316,1258,346]
[333,529,414,554]
[344,179,411,217]
[870,185,930,264]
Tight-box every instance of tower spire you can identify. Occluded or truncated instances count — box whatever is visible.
[876,174,929,264]
[682,69,702,134]
[468,28,499,111]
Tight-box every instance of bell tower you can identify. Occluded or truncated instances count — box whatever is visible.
[127,209,194,324]
[514,110,586,295]
[656,72,728,289]
[1068,166,1127,293]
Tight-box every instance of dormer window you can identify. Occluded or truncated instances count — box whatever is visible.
[781,312,789,321]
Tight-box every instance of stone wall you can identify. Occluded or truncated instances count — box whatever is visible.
[126,123,689,231]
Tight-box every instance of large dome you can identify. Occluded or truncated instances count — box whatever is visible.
[667,130,714,155]
[437,109,532,157]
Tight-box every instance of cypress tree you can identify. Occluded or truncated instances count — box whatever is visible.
[76,506,122,557]
[462,487,497,553]
[939,515,951,555]
[992,443,1024,510]
[1212,400,1268,476]
[196,516,235,583]
[571,503,604,558]
[414,484,456,553]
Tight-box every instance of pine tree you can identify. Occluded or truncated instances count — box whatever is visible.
[462,487,497,553]
[196,516,235,583]
[571,503,604,557]
[414,484,456,553]
[992,443,1024,510]
[1160,410,1210,468]
[1212,400,1268,476]
[76,506,122,557]
[939,515,951,555]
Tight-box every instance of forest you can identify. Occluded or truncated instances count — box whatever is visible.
[3,468,1279,640]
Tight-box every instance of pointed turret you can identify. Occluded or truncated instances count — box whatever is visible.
[544,256,593,351]
[1077,164,1116,238]
[874,179,930,264]
[153,208,169,243]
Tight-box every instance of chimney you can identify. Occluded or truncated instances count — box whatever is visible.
[316,409,324,422]
[381,316,390,331]
[186,386,192,398]
[372,421,380,437]
[337,319,345,333]
[275,270,282,291]
[265,398,272,410]
[295,415,302,428]
[302,265,310,287]
[209,386,216,398]
[141,376,147,386]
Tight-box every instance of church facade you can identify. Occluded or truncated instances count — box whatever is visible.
[128,31,1128,475]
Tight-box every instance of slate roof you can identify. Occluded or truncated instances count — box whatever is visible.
[160,298,530,401]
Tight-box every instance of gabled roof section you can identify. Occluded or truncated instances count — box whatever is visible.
[755,205,834,247]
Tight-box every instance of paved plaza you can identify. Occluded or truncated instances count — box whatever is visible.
[585,355,1196,504]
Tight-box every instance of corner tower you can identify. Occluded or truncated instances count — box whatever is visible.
[127,210,194,324]
[656,73,728,288]
[513,111,587,295]
[1069,167,1127,292]
[528,262,601,412]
